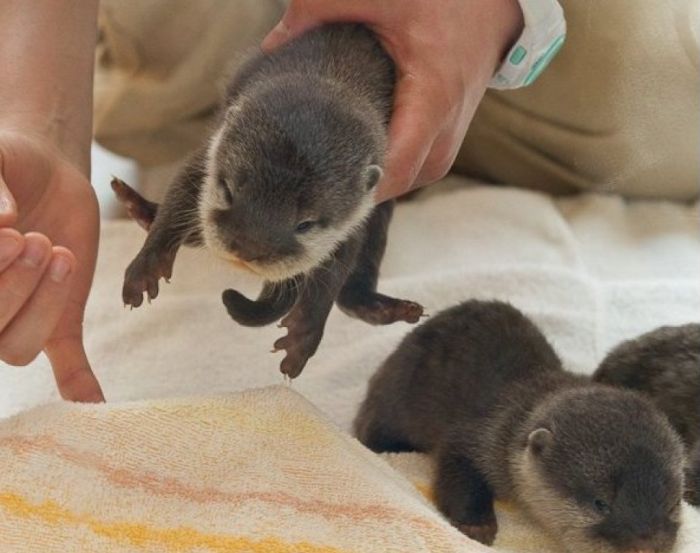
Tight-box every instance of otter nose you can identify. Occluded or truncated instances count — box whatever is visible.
[228,238,268,262]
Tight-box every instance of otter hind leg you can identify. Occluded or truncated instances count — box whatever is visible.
[337,201,424,325]
[111,177,159,231]
[354,413,415,453]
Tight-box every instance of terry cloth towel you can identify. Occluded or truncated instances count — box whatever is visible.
[0,387,479,552]
[1,386,699,553]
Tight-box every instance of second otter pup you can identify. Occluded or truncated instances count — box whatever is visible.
[354,300,684,552]
[593,323,700,506]
[113,24,423,378]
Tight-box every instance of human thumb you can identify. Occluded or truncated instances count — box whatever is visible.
[261,0,334,52]
[261,18,295,52]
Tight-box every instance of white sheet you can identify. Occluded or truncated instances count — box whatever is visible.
[1,178,698,431]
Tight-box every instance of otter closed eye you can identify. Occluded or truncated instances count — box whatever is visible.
[593,499,611,515]
[295,221,316,233]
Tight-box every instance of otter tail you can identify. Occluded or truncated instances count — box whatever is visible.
[222,279,299,327]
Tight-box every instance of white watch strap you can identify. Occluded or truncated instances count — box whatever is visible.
[490,0,566,90]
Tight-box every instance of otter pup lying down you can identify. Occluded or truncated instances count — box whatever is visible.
[593,323,700,506]
[112,24,423,379]
[355,300,684,552]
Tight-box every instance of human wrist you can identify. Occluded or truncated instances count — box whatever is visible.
[489,0,566,89]
[0,112,92,177]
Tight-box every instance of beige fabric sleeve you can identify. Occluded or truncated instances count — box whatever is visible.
[454,0,699,200]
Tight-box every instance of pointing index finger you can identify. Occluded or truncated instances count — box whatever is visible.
[45,334,104,403]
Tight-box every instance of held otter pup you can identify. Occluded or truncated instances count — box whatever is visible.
[354,300,684,551]
[593,323,700,506]
[112,24,423,378]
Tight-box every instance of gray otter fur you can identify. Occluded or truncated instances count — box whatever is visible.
[688,443,700,506]
[354,300,684,551]
[112,24,423,378]
[593,323,700,505]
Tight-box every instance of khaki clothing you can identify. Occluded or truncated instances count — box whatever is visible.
[94,0,285,165]
[94,0,700,200]
[455,0,700,200]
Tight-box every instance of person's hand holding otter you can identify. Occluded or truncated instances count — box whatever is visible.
[263,0,524,202]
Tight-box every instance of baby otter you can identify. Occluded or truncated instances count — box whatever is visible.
[112,24,423,378]
[593,323,700,506]
[354,300,684,552]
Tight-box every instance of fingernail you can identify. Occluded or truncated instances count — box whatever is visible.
[0,195,12,215]
[20,239,48,268]
[262,21,290,50]
[273,21,290,38]
[0,232,22,262]
[49,256,72,283]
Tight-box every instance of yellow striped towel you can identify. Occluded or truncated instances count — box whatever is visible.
[0,386,697,552]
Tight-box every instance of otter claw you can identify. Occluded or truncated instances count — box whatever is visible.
[458,522,497,546]
[122,247,176,309]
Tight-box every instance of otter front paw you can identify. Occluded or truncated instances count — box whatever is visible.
[457,520,498,546]
[338,292,424,325]
[272,310,324,379]
[122,248,176,308]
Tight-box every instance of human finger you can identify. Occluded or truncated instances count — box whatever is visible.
[46,332,104,403]
[374,78,439,203]
[0,233,51,344]
[0,228,24,272]
[0,247,74,366]
[413,128,464,188]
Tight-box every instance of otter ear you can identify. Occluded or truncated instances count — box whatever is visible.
[527,428,553,456]
[363,165,383,190]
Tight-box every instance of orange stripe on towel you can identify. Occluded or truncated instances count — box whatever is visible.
[0,435,441,531]
[0,492,350,553]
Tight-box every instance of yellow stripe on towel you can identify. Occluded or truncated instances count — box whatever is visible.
[0,492,351,553]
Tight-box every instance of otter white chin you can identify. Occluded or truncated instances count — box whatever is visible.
[354,300,684,552]
[112,24,423,378]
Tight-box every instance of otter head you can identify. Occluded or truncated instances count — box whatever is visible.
[513,387,684,553]
[199,79,384,281]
